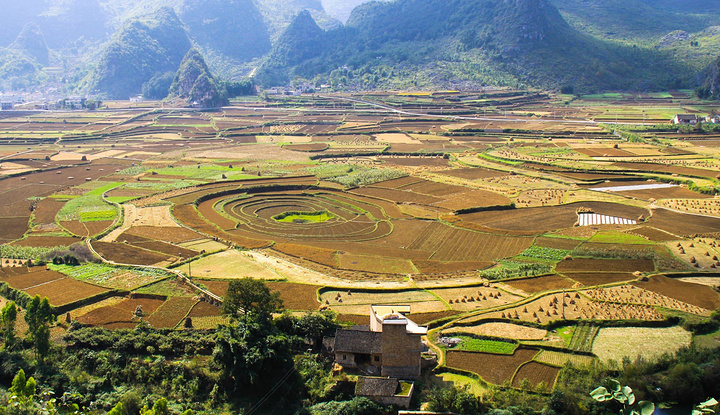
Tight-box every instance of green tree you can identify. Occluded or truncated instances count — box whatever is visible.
[140,398,169,415]
[426,385,487,414]
[108,402,123,415]
[1,301,17,349]
[24,296,55,361]
[213,313,294,395]
[221,278,283,320]
[8,369,36,405]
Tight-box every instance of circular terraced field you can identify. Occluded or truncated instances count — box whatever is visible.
[221,192,393,241]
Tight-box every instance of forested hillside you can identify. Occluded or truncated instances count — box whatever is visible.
[86,7,191,99]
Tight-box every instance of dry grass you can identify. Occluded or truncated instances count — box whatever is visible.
[445,322,547,340]
[592,326,692,362]
[534,350,596,367]
[432,287,524,311]
[178,250,280,280]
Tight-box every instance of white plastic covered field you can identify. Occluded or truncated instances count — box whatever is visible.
[577,213,637,226]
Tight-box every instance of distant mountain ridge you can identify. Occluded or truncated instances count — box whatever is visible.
[2,0,720,96]
[256,0,696,92]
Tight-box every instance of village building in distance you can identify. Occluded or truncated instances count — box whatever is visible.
[330,305,429,408]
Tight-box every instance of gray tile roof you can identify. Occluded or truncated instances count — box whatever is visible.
[334,328,381,354]
[356,377,399,397]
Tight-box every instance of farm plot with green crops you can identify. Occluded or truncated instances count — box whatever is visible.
[48,263,171,290]
[568,322,599,352]
[148,164,257,181]
[519,246,570,261]
[121,180,204,192]
[445,336,518,354]
[56,182,122,222]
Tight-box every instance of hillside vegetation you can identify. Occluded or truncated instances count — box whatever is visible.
[86,7,191,99]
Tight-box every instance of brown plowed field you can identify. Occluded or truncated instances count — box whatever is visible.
[648,209,720,237]
[197,196,238,230]
[437,168,509,180]
[0,268,65,289]
[512,361,560,388]
[60,221,87,237]
[273,243,338,268]
[145,297,198,328]
[408,311,460,325]
[403,181,467,197]
[33,198,65,225]
[408,222,533,262]
[373,176,425,189]
[446,348,539,385]
[628,227,677,242]
[633,276,720,310]
[612,162,718,180]
[117,233,199,258]
[620,187,712,200]
[91,241,170,265]
[556,258,655,273]
[25,278,110,307]
[76,297,165,328]
[413,260,493,274]
[575,147,636,157]
[433,189,511,211]
[195,280,320,311]
[563,273,638,286]
[459,202,647,235]
[504,275,576,294]
[172,204,271,249]
[534,237,583,250]
[188,301,221,318]
[12,236,82,247]
[283,143,328,152]
[351,187,443,205]
[0,217,29,242]
[125,226,204,244]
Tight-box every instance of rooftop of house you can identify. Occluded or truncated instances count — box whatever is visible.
[334,328,382,354]
[371,305,428,335]
[355,377,399,397]
[675,114,698,120]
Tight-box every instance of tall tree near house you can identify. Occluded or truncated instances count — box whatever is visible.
[24,295,55,361]
[221,278,283,320]
[1,301,17,349]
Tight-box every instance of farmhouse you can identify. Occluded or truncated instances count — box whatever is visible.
[672,114,699,125]
[333,305,427,380]
[355,376,414,408]
[0,101,13,111]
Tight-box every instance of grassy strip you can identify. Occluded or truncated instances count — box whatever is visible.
[56,182,123,222]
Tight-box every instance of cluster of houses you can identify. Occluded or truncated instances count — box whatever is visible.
[328,305,432,409]
[672,113,720,125]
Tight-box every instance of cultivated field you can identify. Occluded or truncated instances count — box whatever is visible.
[0,92,719,394]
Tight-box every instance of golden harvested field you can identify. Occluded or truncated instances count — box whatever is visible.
[633,275,720,311]
[320,289,437,307]
[432,286,524,311]
[444,322,547,340]
[464,291,664,325]
[178,250,280,280]
[534,350,596,367]
[337,253,417,274]
[592,327,692,362]
[584,285,712,316]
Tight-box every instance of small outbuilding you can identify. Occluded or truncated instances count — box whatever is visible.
[355,376,414,409]
[672,114,699,125]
